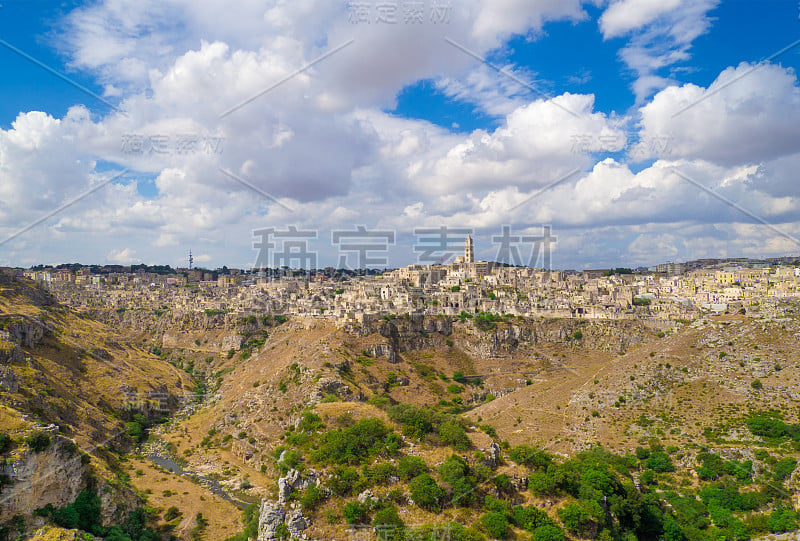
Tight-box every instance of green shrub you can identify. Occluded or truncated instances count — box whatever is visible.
[480,511,510,539]
[125,421,146,442]
[646,451,675,473]
[508,446,552,470]
[558,503,592,536]
[224,503,260,541]
[723,459,752,481]
[696,452,725,481]
[438,455,469,485]
[398,456,428,480]
[528,472,558,496]
[438,420,471,451]
[512,505,555,531]
[493,473,512,493]
[343,501,369,525]
[698,482,764,511]
[364,462,398,485]
[299,485,326,512]
[0,433,12,453]
[274,524,289,540]
[483,495,511,514]
[532,524,565,541]
[388,404,434,439]
[25,431,51,453]
[296,410,323,433]
[408,474,445,511]
[745,411,799,439]
[42,489,102,534]
[164,506,181,521]
[388,404,470,450]
[768,507,799,533]
[480,424,498,440]
[372,505,403,530]
[773,457,797,482]
[474,312,501,331]
[640,470,656,486]
[311,419,399,465]
[326,466,362,496]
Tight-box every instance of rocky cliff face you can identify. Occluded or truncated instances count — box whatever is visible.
[350,315,653,360]
[88,309,248,354]
[4,319,47,349]
[0,344,23,365]
[0,433,140,525]
[459,318,652,358]
[351,315,455,357]
[0,435,85,522]
[0,316,45,366]
[90,308,656,364]
[88,309,230,335]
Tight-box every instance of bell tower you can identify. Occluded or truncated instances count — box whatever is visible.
[465,235,474,263]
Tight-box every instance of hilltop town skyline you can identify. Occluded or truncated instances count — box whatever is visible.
[15,243,800,276]
[21,234,800,325]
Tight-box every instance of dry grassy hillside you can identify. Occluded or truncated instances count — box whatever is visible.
[146,316,653,479]
[126,308,800,540]
[0,270,193,534]
[13,285,800,540]
[0,271,191,446]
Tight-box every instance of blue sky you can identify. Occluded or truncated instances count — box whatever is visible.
[391,1,800,133]
[0,0,95,125]
[1,0,800,269]
[5,1,799,134]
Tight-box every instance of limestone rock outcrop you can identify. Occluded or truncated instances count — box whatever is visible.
[481,442,501,469]
[257,500,311,541]
[257,501,286,541]
[277,468,318,504]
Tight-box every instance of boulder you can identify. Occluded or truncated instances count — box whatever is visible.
[357,489,378,505]
[317,378,351,398]
[286,509,309,535]
[367,343,397,363]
